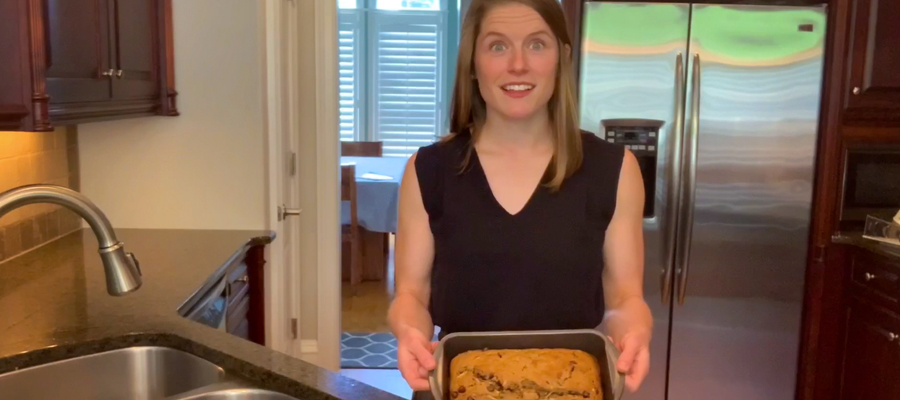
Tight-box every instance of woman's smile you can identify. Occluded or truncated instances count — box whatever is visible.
[501,82,536,98]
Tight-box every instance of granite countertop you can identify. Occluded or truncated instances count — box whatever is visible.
[833,231,900,261]
[0,228,403,400]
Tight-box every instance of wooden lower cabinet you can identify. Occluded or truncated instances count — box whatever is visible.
[838,297,900,399]
[221,243,266,346]
[834,245,900,400]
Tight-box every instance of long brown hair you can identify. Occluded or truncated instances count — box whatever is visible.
[444,0,582,192]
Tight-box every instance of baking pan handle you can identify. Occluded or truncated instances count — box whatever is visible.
[605,335,627,400]
[429,342,444,400]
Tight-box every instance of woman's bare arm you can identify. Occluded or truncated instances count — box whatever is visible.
[602,149,653,391]
[388,152,437,341]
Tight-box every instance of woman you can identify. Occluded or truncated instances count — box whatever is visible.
[387,0,652,396]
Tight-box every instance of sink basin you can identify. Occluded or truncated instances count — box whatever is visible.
[0,346,226,400]
[171,388,299,400]
[0,346,303,400]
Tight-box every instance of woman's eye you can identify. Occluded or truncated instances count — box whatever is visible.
[490,43,506,52]
[530,41,545,50]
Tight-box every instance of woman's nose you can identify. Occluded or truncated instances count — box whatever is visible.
[507,48,528,74]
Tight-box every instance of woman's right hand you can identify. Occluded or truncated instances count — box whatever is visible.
[396,327,438,391]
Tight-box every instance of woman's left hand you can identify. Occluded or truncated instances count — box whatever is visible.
[611,328,651,393]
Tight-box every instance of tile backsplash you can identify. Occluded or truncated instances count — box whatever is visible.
[0,126,82,263]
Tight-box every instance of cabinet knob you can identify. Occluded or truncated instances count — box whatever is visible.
[865,272,876,281]
[101,69,115,77]
[868,323,899,342]
[852,86,860,95]
[116,70,124,79]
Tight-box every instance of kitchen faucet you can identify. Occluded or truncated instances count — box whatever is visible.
[0,184,142,295]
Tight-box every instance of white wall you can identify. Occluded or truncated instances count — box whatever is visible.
[78,0,267,230]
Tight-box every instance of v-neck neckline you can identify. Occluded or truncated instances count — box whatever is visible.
[472,148,545,218]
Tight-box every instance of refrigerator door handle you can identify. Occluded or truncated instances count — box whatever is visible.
[661,52,686,304]
[676,53,701,305]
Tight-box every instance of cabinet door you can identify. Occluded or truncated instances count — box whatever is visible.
[111,0,158,100]
[0,0,33,130]
[845,0,900,119]
[839,299,900,399]
[44,0,114,104]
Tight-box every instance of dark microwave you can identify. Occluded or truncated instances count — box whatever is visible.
[839,144,900,227]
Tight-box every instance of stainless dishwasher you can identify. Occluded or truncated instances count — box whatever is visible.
[183,275,228,331]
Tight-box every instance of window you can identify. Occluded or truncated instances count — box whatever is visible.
[376,0,441,10]
[338,0,453,158]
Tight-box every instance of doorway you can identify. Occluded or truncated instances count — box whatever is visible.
[334,0,460,396]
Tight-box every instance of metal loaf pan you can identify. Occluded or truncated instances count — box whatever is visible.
[429,329,625,400]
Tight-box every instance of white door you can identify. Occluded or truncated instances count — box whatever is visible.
[265,0,303,354]
[266,0,342,369]
[281,0,304,353]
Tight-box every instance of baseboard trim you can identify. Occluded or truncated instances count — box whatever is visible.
[300,339,319,353]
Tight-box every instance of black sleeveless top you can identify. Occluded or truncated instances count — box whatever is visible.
[414,131,625,335]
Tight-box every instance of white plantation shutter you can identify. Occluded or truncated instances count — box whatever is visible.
[368,11,444,157]
[338,10,363,142]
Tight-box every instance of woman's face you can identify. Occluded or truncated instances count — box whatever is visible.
[474,3,559,122]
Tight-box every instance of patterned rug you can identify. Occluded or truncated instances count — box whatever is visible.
[341,331,440,369]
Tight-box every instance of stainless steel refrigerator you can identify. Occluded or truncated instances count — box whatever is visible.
[577,3,827,399]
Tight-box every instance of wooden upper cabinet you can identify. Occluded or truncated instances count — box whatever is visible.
[0,0,176,132]
[0,0,33,130]
[43,0,114,105]
[843,0,900,124]
[112,0,158,101]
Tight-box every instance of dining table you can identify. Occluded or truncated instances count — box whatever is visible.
[340,155,408,282]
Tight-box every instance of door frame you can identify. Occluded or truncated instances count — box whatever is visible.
[307,0,342,371]
[263,0,342,370]
[263,0,292,355]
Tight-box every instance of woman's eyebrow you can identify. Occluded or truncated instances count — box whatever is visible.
[481,31,509,40]
[528,30,553,38]
[481,30,553,40]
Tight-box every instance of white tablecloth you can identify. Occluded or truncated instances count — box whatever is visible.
[341,156,408,233]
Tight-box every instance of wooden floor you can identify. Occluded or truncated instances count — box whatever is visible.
[341,237,412,397]
[342,235,395,333]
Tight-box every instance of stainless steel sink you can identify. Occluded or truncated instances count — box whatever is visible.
[0,346,296,400]
[170,388,299,400]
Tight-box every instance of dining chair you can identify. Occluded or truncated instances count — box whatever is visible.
[341,164,362,296]
[341,141,383,157]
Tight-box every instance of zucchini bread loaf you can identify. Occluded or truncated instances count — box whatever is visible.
[447,349,602,399]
